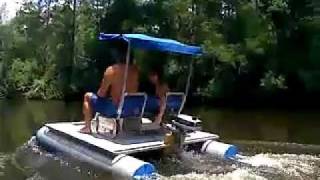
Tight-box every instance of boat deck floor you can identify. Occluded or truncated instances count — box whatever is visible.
[46,122,219,155]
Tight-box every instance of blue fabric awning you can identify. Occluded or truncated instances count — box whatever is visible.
[99,33,202,56]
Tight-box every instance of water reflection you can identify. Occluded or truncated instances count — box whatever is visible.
[194,108,320,144]
[0,100,82,152]
[5,138,111,180]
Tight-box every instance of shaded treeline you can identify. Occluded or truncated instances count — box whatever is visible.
[0,0,319,106]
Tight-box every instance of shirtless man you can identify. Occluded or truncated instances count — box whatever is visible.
[80,44,139,134]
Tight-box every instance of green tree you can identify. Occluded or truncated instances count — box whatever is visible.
[0,0,319,104]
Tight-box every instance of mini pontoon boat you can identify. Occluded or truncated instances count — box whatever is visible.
[36,34,238,179]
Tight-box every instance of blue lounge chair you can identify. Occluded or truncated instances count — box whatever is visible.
[119,93,147,119]
[144,92,186,116]
[139,92,186,131]
[165,92,186,115]
[92,93,147,136]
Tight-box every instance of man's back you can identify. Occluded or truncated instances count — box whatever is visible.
[106,64,139,105]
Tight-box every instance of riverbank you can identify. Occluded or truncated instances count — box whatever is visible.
[188,92,320,109]
[2,92,320,110]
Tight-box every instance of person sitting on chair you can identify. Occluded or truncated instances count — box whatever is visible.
[147,67,170,125]
[80,42,139,134]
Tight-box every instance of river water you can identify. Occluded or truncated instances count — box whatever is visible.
[0,100,320,180]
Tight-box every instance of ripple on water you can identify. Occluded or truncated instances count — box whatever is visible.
[25,172,46,180]
[0,153,10,177]
[157,151,266,180]
[241,153,320,179]
[12,138,320,180]
[158,151,320,180]
[161,170,267,180]
[15,137,110,180]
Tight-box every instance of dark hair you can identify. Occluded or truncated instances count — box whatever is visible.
[111,40,134,64]
[149,66,165,84]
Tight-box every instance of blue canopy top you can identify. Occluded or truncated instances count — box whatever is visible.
[99,33,202,56]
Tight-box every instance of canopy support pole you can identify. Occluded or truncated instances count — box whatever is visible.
[117,39,131,122]
[179,60,193,114]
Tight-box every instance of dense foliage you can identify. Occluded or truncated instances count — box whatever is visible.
[0,0,319,105]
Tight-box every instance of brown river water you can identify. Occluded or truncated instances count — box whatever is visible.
[0,100,320,180]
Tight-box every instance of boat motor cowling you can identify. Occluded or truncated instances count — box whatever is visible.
[171,114,202,132]
[162,114,203,152]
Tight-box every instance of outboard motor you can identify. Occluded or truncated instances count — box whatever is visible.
[172,114,202,132]
[166,114,239,160]
[163,124,185,155]
[163,114,202,154]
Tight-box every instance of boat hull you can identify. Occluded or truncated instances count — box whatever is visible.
[36,126,157,179]
[35,122,219,178]
[38,122,219,155]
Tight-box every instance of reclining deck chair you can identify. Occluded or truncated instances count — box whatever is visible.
[165,92,186,116]
[141,92,186,131]
[92,93,147,137]
[118,92,147,132]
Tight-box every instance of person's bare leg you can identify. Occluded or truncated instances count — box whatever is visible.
[80,92,93,134]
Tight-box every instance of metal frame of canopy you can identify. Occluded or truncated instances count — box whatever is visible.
[98,33,203,119]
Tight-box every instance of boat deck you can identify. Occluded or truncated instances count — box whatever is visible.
[46,122,219,155]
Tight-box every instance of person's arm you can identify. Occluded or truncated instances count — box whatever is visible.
[97,67,113,98]
[154,84,169,124]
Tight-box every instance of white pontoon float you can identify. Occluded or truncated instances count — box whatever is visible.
[36,33,238,179]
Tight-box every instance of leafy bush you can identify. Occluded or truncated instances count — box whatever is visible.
[260,71,287,92]
[7,58,63,99]
[7,58,38,92]
[0,82,8,98]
